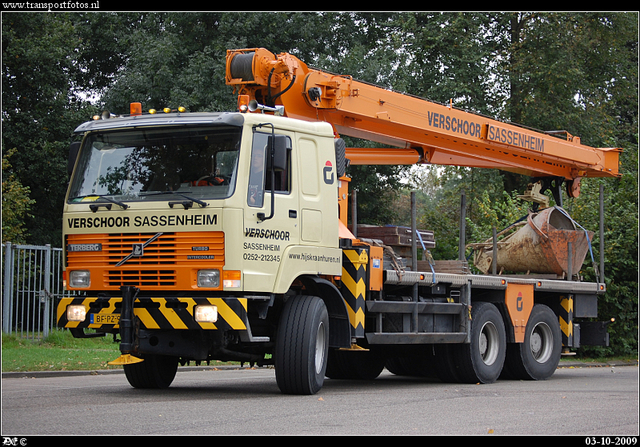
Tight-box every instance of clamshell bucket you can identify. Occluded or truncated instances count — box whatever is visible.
[472,207,594,277]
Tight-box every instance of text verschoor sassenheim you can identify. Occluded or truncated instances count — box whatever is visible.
[66,213,218,229]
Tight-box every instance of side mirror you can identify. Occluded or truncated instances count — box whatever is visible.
[267,134,291,171]
[68,141,81,176]
[258,134,291,222]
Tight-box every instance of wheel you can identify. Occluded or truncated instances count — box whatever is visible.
[386,346,437,378]
[275,295,329,395]
[449,302,506,384]
[433,344,463,383]
[385,356,412,376]
[334,138,347,177]
[326,348,385,380]
[502,304,562,380]
[123,354,178,389]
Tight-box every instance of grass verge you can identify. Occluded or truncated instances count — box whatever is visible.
[2,329,122,372]
[2,329,241,373]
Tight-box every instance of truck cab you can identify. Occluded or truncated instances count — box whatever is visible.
[60,108,350,393]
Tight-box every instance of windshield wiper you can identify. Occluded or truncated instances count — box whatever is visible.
[140,191,208,208]
[72,195,129,212]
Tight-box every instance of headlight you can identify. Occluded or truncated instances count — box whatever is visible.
[69,270,90,288]
[66,305,87,322]
[197,269,220,288]
[194,305,218,323]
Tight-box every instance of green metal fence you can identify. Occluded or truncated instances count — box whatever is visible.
[2,242,73,339]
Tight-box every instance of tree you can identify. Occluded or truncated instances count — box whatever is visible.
[2,11,635,356]
[2,13,99,245]
[2,149,35,243]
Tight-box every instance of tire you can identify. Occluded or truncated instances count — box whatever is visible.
[385,356,412,376]
[123,355,178,389]
[386,346,437,378]
[275,295,329,395]
[334,138,347,177]
[433,344,463,383]
[502,304,562,380]
[449,302,506,384]
[326,348,385,380]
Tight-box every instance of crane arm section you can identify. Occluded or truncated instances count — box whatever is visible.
[226,48,620,182]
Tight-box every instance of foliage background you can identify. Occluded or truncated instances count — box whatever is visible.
[2,11,637,357]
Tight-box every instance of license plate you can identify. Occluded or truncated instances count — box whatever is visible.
[90,313,120,325]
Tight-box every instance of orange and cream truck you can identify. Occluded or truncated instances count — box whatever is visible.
[58,48,620,394]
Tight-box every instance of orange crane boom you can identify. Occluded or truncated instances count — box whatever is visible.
[226,48,620,196]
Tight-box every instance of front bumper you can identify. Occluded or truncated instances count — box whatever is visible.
[57,294,248,332]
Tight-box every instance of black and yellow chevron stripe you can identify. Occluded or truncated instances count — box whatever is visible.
[559,295,574,347]
[340,248,368,338]
[57,296,247,331]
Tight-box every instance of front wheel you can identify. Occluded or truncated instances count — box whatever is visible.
[123,354,178,389]
[502,304,562,380]
[275,295,329,395]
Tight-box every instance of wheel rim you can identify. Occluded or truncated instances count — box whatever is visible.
[315,321,326,374]
[478,321,500,366]
[530,321,554,363]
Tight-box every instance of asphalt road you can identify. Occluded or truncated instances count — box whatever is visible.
[2,364,638,436]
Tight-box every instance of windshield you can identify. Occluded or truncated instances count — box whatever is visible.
[68,126,241,203]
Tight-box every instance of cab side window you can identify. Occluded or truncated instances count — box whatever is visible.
[248,132,290,207]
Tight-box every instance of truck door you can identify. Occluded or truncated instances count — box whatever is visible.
[297,136,327,244]
[242,130,298,292]
[294,135,341,274]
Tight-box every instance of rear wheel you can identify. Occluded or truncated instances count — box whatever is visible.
[123,354,178,389]
[502,304,562,380]
[275,295,329,395]
[448,302,506,384]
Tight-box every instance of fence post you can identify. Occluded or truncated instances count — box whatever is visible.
[43,244,52,338]
[3,242,13,334]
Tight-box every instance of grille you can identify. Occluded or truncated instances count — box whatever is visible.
[105,269,177,287]
[66,232,224,290]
